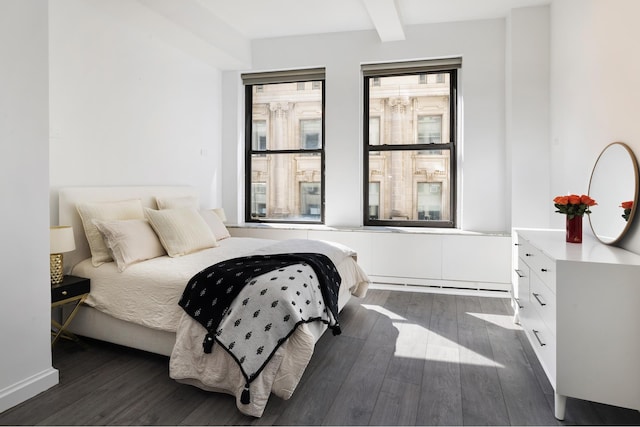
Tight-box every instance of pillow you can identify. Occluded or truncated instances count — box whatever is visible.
[200,209,231,241]
[76,199,145,266]
[145,207,217,257]
[93,219,166,272]
[155,195,199,210]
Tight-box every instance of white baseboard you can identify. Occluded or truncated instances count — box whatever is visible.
[369,281,510,298]
[0,367,59,413]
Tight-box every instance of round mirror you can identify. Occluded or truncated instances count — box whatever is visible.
[588,142,639,245]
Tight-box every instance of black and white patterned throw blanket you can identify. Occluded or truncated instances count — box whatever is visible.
[178,252,342,404]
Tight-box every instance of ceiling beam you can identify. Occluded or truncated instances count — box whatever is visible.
[362,0,405,42]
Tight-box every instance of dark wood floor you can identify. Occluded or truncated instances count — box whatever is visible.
[2,289,640,426]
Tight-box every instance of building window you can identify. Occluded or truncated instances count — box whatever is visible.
[417,115,442,144]
[363,58,459,227]
[300,182,321,219]
[300,119,321,149]
[242,68,325,224]
[369,117,381,146]
[252,120,267,150]
[369,182,380,219]
[250,182,267,218]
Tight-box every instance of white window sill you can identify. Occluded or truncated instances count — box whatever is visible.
[226,223,509,237]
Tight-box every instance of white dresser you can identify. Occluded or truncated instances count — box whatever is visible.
[512,229,640,420]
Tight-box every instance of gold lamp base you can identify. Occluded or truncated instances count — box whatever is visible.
[50,253,64,284]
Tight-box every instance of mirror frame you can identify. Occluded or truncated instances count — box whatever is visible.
[588,141,639,245]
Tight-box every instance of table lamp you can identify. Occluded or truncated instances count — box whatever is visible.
[50,226,75,285]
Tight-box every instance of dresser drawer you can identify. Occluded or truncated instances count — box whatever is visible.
[512,260,530,317]
[530,272,556,335]
[519,239,556,293]
[524,314,557,386]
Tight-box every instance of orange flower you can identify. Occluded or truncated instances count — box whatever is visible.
[554,196,569,205]
[620,201,633,210]
[580,194,597,206]
[567,194,581,205]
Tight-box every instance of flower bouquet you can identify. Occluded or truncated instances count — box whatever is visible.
[620,201,633,222]
[553,194,597,243]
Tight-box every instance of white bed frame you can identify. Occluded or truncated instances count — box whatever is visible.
[58,186,199,356]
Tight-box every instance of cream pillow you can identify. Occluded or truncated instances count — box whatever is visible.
[93,219,166,272]
[155,195,198,210]
[199,209,231,241]
[76,199,145,266]
[145,207,217,257]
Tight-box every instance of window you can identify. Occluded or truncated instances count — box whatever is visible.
[300,182,321,219]
[242,68,325,224]
[369,117,380,146]
[300,119,321,149]
[252,120,267,150]
[363,58,459,227]
[417,115,442,144]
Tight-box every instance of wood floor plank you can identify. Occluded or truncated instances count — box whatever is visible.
[369,378,419,426]
[322,314,396,425]
[416,344,462,426]
[456,295,510,426]
[3,289,640,426]
[273,335,366,426]
[478,297,559,426]
[416,294,462,426]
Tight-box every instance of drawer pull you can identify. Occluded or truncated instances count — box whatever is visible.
[515,269,525,278]
[532,292,546,306]
[514,243,521,246]
[525,253,533,257]
[541,268,548,272]
[61,290,68,296]
[532,329,546,347]
[515,298,524,309]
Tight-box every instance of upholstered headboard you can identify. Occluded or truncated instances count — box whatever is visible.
[58,186,199,271]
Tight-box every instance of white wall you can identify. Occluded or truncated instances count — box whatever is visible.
[49,0,224,225]
[0,0,59,413]
[222,19,508,233]
[507,6,551,229]
[550,0,640,253]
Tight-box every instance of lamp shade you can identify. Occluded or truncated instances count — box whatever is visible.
[50,226,75,254]
[212,208,227,222]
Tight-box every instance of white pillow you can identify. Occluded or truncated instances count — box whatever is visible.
[155,195,199,210]
[200,209,231,241]
[145,207,217,257]
[76,199,145,266]
[93,219,166,272]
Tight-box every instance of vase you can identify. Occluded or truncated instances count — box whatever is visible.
[566,215,582,243]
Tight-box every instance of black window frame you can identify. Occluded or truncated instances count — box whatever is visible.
[363,61,459,228]
[242,69,326,225]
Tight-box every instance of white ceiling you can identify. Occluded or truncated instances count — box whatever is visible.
[196,0,550,41]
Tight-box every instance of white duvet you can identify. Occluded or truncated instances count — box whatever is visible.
[73,237,370,418]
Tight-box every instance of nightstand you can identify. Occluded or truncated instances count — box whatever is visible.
[51,275,90,346]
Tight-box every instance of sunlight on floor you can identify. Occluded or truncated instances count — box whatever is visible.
[362,303,506,368]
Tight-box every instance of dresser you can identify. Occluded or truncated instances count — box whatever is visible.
[512,229,640,420]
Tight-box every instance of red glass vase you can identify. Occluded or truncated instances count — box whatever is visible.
[566,215,582,243]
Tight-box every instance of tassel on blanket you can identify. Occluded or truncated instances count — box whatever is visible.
[203,334,214,353]
[332,325,342,336]
[241,383,251,404]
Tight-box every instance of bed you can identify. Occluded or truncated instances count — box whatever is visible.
[57,186,370,417]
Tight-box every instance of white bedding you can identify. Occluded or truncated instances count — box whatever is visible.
[72,237,278,332]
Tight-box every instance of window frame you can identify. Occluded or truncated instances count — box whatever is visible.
[362,61,458,228]
[243,69,326,224]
